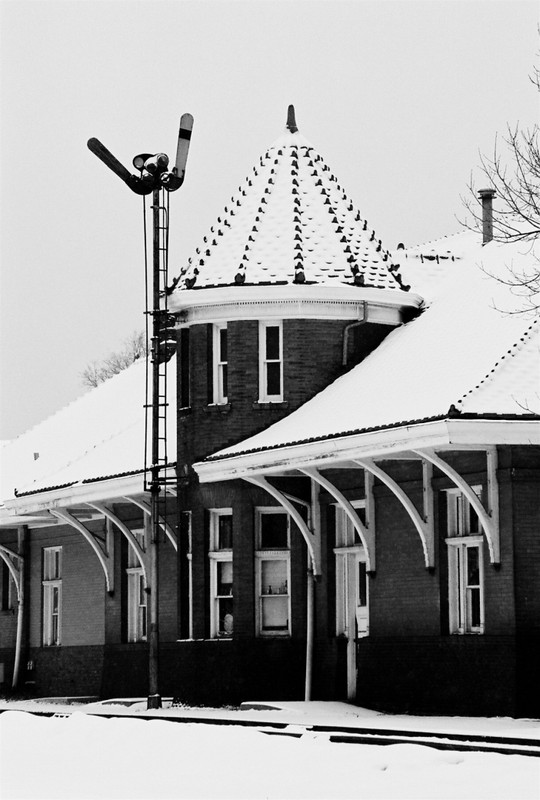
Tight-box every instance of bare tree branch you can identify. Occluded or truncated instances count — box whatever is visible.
[81,331,148,388]
[459,46,540,312]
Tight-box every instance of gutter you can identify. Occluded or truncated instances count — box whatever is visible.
[194,418,540,483]
[2,473,152,519]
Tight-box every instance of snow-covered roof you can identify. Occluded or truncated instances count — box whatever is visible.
[0,359,175,502]
[170,111,409,296]
[201,239,540,464]
[398,230,482,301]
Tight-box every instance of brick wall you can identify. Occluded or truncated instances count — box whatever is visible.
[178,318,392,463]
[27,524,106,649]
[356,635,517,716]
[509,446,540,715]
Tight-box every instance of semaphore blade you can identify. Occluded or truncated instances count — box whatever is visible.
[87,138,153,195]
[174,113,194,186]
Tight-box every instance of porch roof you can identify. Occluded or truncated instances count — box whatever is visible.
[0,359,176,505]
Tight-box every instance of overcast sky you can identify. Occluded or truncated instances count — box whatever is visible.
[1,0,538,440]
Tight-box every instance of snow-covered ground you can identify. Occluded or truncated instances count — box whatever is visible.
[0,701,538,799]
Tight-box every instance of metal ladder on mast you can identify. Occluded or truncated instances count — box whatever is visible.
[145,187,176,493]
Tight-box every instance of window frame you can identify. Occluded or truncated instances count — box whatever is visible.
[333,501,369,639]
[126,528,147,642]
[258,321,283,402]
[42,546,62,647]
[255,508,291,637]
[126,568,148,642]
[212,323,228,405]
[445,487,485,635]
[208,509,233,638]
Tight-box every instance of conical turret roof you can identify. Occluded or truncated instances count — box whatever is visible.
[171,108,409,295]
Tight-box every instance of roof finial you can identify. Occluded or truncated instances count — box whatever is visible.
[287,105,298,133]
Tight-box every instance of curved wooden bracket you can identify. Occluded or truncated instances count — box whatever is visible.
[123,496,178,551]
[0,545,21,601]
[87,502,149,582]
[299,467,376,573]
[414,447,500,564]
[354,458,435,569]
[244,475,321,575]
[49,509,114,592]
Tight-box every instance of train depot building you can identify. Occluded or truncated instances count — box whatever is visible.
[1,114,539,717]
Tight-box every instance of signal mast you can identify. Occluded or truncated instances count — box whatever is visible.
[87,115,193,709]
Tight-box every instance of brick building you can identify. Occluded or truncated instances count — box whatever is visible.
[1,111,539,716]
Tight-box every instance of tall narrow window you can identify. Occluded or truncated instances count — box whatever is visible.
[209,510,233,637]
[255,509,290,636]
[334,503,369,638]
[446,488,484,634]
[212,324,228,404]
[127,528,147,642]
[42,547,62,646]
[259,321,283,401]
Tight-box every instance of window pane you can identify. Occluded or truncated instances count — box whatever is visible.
[456,495,465,536]
[219,328,228,361]
[138,574,146,606]
[44,548,61,581]
[469,504,480,535]
[52,616,59,645]
[261,560,287,595]
[218,515,233,549]
[468,587,481,628]
[217,561,233,595]
[265,326,280,360]
[52,586,59,614]
[266,362,281,396]
[218,598,233,636]
[467,547,480,586]
[261,596,288,631]
[260,514,288,549]
[221,364,228,398]
[358,562,367,607]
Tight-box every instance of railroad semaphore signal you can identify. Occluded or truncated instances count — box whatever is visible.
[88,113,193,194]
[87,114,193,710]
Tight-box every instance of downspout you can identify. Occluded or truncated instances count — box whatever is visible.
[305,557,314,702]
[342,301,368,367]
[12,525,27,690]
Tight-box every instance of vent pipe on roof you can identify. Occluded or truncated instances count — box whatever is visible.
[478,188,496,244]
[287,105,298,133]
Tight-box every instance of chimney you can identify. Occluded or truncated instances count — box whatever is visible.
[478,188,496,244]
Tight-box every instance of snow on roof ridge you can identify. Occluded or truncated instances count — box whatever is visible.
[456,318,540,411]
[5,359,147,445]
[402,229,478,254]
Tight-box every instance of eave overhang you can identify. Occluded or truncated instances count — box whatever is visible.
[194,418,540,483]
[1,472,152,522]
[172,284,423,326]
